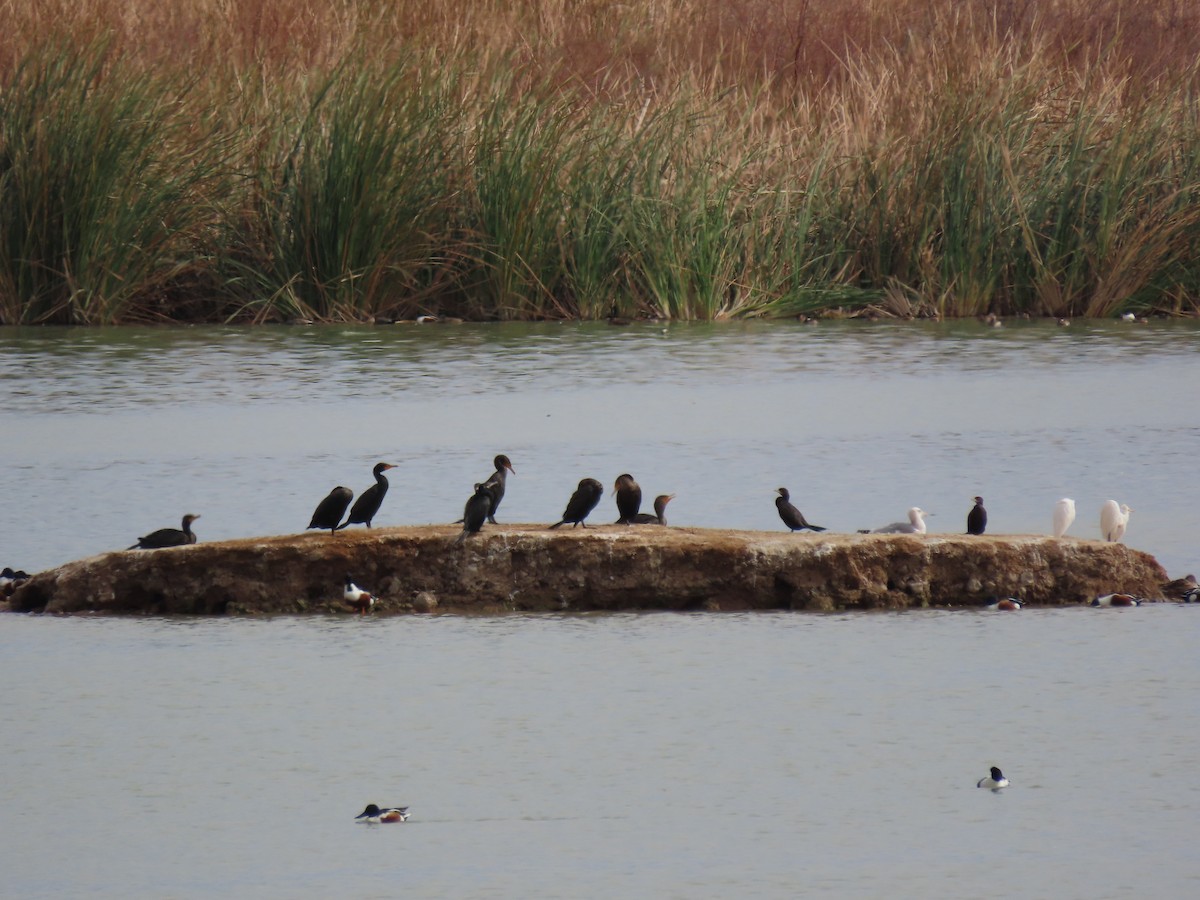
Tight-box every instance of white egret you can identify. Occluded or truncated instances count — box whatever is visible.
[1052,498,1076,538]
[1099,500,1132,542]
[872,507,929,534]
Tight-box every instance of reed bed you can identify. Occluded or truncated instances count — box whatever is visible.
[1,0,1198,323]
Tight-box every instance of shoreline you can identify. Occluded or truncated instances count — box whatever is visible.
[6,525,1169,617]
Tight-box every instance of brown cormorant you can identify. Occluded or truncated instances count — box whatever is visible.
[549,478,604,528]
[456,483,496,544]
[775,488,825,532]
[631,494,675,525]
[128,514,200,550]
[967,496,987,535]
[480,454,515,524]
[339,463,397,529]
[613,473,643,524]
[309,486,353,535]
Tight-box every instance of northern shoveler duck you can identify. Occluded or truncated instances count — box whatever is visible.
[1161,574,1197,601]
[344,576,374,614]
[1,567,30,596]
[355,804,409,823]
[985,597,1022,611]
[1091,593,1143,607]
[977,766,1009,791]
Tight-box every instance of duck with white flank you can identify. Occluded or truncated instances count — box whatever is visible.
[128,514,200,550]
[871,507,929,534]
[977,767,1009,791]
[775,488,826,532]
[985,597,1022,610]
[344,576,374,615]
[479,455,515,524]
[1091,593,1143,607]
[355,804,409,823]
[1052,498,1076,539]
[613,474,643,524]
[967,496,987,535]
[1161,574,1197,601]
[631,494,675,525]
[549,478,604,529]
[308,486,353,535]
[1099,500,1132,543]
[456,483,496,545]
[339,463,398,530]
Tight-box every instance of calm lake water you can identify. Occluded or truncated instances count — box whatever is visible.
[2,320,1199,897]
[2,609,1198,898]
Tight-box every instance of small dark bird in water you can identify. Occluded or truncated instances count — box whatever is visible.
[456,483,496,544]
[480,454,515,524]
[631,494,675,525]
[549,478,604,528]
[775,488,825,532]
[309,486,353,535]
[128,514,200,550]
[339,463,397,529]
[613,473,643,524]
[967,496,987,535]
[344,575,374,615]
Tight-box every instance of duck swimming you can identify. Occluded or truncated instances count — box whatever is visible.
[355,804,409,823]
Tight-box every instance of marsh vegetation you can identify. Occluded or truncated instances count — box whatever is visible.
[2,0,1199,323]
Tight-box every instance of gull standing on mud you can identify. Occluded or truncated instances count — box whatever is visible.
[775,488,826,532]
[871,507,929,534]
[1052,498,1076,539]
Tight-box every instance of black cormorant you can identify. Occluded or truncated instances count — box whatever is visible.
[613,473,643,524]
[480,454,515,524]
[631,494,675,525]
[549,478,604,528]
[775,488,825,532]
[128,514,201,550]
[339,463,397,529]
[456,483,496,544]
[967,496,987,535]
[309,487,353,535]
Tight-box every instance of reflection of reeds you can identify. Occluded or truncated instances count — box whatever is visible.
[1,1,1199,323]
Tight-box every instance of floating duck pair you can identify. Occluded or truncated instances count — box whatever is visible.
[355,804,409,823]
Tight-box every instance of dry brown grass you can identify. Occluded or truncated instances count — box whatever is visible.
[3,0,1197,98]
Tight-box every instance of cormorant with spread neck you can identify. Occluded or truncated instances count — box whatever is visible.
[339,463,397,529]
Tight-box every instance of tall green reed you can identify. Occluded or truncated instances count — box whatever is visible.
[0,39,222,324]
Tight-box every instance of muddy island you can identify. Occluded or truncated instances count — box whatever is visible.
[4,526,1170,616]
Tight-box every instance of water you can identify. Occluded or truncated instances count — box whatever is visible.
[2,320,1199,896]
[1,608,1197,898]
[1,319,1197,577]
